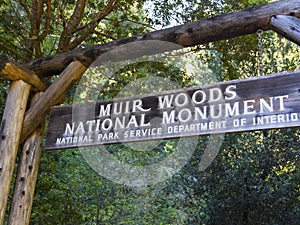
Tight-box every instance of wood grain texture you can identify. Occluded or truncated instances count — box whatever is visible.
[0,80,31,225]
[20,61,87,144]
[8,92,45,225]
[270,15,300,45]
[45,70,300,150]
[0,56,49,91]
[24,0,300,77]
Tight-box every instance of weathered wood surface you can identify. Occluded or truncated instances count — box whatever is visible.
[45,70,300,150]
[8,92,45,225]
[0,56,49,91]
[24,0,300,77]
[270,15,300,45]
[20,61,87,144]
[0,80,31,225]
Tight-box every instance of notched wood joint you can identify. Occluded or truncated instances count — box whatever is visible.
[0,119,6,144]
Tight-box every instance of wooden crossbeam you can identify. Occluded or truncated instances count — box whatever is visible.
[270,15,300,45]
[24,0,300,78]
[0,56,49,91]
[20,61,87,143]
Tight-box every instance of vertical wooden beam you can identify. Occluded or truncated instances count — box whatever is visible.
[8,92,45,225]
[0,80,31,225]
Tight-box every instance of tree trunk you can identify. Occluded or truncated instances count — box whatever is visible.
[24,0,300,77]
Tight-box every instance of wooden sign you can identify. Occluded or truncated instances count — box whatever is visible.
[45,71,300,150]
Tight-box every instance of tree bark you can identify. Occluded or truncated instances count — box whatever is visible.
[58,0,87,52]
[20,61,87,143]
[8,92,45,225]
[24,0,300,77]
[0,80,31,225]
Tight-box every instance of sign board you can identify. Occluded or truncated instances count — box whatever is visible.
[45,71,300,150]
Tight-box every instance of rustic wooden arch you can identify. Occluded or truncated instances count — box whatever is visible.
[0,0,300,224]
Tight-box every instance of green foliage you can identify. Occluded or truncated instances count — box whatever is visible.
[0,0,299,224]
[200,130,299,224]
[0,0,150,60]
[145,0,270,28]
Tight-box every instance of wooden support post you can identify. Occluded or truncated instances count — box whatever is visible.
[0,80,31,225]
[270,15,300,45]
[20,61,87,143]
[8,92,45,225]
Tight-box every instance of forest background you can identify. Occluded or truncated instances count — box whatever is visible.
[0,0,299,224]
